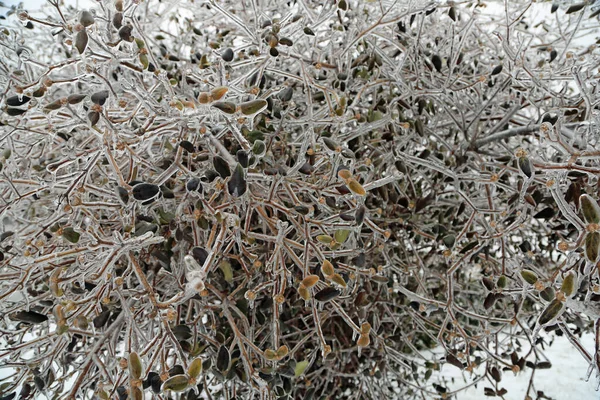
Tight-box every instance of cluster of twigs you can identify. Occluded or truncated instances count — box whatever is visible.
[1,0,600,399]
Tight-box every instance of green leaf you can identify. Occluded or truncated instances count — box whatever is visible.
[334,229,351,244]
[294,360,309,378]
[62,227,80,243]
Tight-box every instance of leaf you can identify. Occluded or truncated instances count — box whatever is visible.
[216,345,230,372]
[347,179,366,196]
[301,275,319,288]
[580,194,600,224]
[538,299,564,326]
[128,352,143,380]
[132,183,160,201]
[491,65,503,75]
[218,261,233,283]
[585,232,600,263]
[314,287,340,302]
[67,94,86,104]
[11,311,48,324]
[187,357,203,378]
[91,90,109,106]
[227,163,246,197]
[212,101,236,114]
[6,95,30,107]
[520,269,538,285]
[62,227,80,243]
[80,10,95,26]
[518,156,533,178]
[213,156,231,178]
[446,353,464,370]
[334,229,351,244]
[75,30,88,54]
[566,3,585,14]
[431,54,442,72]
[210,87,228,101]
[294,360,309,377]
[540,287,555,302]
[161,375,189,392]
[560,271,576,297]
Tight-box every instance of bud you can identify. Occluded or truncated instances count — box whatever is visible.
[538,299,564,326]
[347,179,366,196]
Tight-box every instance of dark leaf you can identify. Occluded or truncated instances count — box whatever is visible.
[67,94,86,104]
[491,65,503,75]
[431,55,442,72]
[6,95,30,107]
[227,163,247,197]
[566,3,585,14]
[217,345,230,372]
[314,287,340,302]
[132,183,160,201]
[11,311,48,324]
[91,90,109,105]
[88,111,99,125]
[187,178,202,193]
[213,156,231,178]
[533,207,554,219]
[221,48,234,62]
[75,30,88,54]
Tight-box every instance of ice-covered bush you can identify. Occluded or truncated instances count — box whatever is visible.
[1,0,600,399]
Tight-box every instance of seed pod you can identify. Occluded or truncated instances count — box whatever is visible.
[128,352,143,380]
[88,111,100,125]
[357,333,370,348]
[212,101,236,114]
[355,205,366,225]
[91,90,109,106]
[518,156,533,178]
[239,99,267,116]
[580,194,600,224]
[314,287,340,302]
[538,299,564,326]
[221,48,234,62]
[113,12,123,29]
[264,349,278,361]
[321,260,334,277]
[496,275,507,289]
[227,163,247,197]
[6,95,30,107]
[540,286,555,302]
[186,178,202,193]
[520,269,538,285]
[316,235,334,245]
[132,183,160,201]
[119,25,134,42]
[334,229,351,244]
[301,275,319,288]
[216,345,230,372]
[586,232,600,263]
[276,345,289,359]
[80,10,95,26]
[210,87,228,101]
[187,357,203,379]
[491,65,503,75]
[11,310,48,324]
[161,375,189,392]
[329,273,346,288]
[560,271,576,297]
[347,179,366,196]
[431,55,442,72]
[67,94,86,104]
[297,284,310,300]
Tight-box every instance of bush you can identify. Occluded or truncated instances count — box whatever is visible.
[1,0,600,399]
